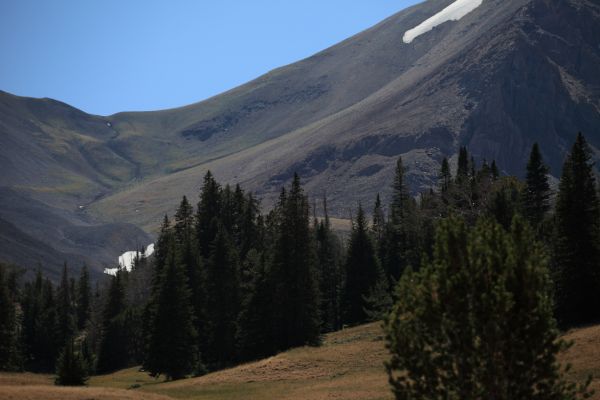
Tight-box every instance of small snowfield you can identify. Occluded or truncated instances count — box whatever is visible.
[403,0,483,44]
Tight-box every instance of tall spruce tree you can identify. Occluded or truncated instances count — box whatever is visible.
[0,264,20,371]
[56,264,75,348]
[372,194,386,245]
[96,271,129,373]
[270,174,321,350]
[196,171,222,259]
[386,216,591,399]
[554,133,600,327]
[440,157,451,193]
[144,238,198,380]
[76,265,91,330]
[55,340,89,386]
[204,224,240,369]
[174,196,204,358]
[142,215,172,363]
[523,143,551,227]
[315,198,342,333]
[26,278,60,372]
[383,157,419,280]
[456,146,470,182]
[343,205,385,325]
[236,254,276,361]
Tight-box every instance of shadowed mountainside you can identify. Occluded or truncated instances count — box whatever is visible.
[1,0,598,275]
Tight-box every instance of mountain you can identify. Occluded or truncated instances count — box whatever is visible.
[1,0,599,276]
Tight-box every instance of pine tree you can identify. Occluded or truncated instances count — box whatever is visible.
[383,157,419,280]
[0,264,20,371]
[96,271,129,373]
[315,198,342,333]
[390,157,411,226]
[440,157,451,193]
[174,196,194,245]
[204,224,240,369]
[523,143,551,227]
[76,265,91,330]
[144,238,198,380]
[491,160,500,180]
[386,216,591,399]
[372,193,386,245]
[343,205,386,325]
[236,255,276,361]
[55,340,88,386]
[174,196,204,359]
[196,171,222,259]
[488,177,523,230]
[270,174,321,350]
[239,192,261,259]
[56,264,75,348]
[456,146,470,183]
[32,279,60,372]
[153,215,172,276]
[554,133,600,327]
[142,215,172,365]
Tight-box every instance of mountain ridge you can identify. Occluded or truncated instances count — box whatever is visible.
[1,0,598,276]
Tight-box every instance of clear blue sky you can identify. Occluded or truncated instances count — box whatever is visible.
[0,0,419,116]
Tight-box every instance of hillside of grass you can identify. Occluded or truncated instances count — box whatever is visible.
[1,322,599,400]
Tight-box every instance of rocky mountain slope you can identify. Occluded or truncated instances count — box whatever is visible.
[1,0,598,276]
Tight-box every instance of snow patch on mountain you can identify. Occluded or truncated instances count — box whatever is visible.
[104,243,154,276]
[403,0,483,44]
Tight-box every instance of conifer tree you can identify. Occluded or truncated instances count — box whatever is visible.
[270,174,321,350]
[372,193,386,245]
[523,143,551,227]
[239,192,261,259]
[236,256,276,361]
[386,216,591,399]
[76,265,91,330]
[144,238,198,380]
[390,157,412,225]
[153,215,172,276]
[488,177,523,230]
[35,279,60,371]
[174,196,204,356]
[196,171,222,259]
[0,264,20,371]
[343,205,386,325]
[174,196,194,245]
[554,133,600,327]
[383,157,419,280]
[142,215,172,361]
[96,271,129,373]
[440,157,451,193]
[55,340,88,386]
[56,264,75,347]
[491,160,500,180]
[315,198,342,332]
[456,146,470,182]
[204,224,240,369]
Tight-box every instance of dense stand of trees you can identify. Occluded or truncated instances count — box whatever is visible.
[0,133,598,394]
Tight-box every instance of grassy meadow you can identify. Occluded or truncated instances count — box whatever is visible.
[1,322,599,400]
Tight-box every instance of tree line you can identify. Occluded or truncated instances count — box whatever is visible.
[0,133,598,395]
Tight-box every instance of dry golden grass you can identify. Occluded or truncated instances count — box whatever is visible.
[1,322,598,400]
[150,323,392,400]
[0,385,173,400]
[562,324,600,396]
